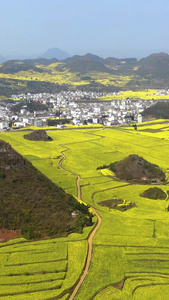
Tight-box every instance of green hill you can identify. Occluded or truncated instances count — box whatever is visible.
[142,102,169,119]
[23,58,58,65]
[110,154,165,183]
[0,140,92,239]
[141,187,166,200]
[136,53,169,83]
[66,57,111,74]
[0,60,44,74]
[24,130,53,141]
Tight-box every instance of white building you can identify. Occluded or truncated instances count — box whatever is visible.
[0,122,8,129]
[137,114,143,123]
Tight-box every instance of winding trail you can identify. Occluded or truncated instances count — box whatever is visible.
[59,144,102,300]
[70,176,101,300]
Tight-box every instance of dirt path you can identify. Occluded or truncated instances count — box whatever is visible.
[59,145,102,300]
[69,204,101,300]
[76,176,81,199]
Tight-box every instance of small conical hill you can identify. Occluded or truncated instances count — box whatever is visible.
[110,154,165,183]
[24,130,53,141]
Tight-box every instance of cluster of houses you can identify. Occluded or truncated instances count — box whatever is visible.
[0,90,161,130]
[156,89,169,95]
[11,91,104,104]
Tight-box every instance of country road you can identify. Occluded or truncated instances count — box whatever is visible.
[69,203,101,300]
[59,145,102,300]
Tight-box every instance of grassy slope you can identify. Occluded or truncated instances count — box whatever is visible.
[1,125,169,298]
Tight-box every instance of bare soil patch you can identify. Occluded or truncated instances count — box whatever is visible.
[0,228,21,242]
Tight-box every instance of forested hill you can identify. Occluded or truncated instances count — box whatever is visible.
[142,102,169,119]
[109,154,165,184]
[0,140,92,240]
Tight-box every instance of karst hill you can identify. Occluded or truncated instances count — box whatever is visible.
[110,154,165,183]
[24,130,53,141]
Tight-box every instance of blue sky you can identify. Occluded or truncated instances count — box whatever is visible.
[1,0,169,58]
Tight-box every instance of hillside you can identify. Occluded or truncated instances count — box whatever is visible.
[66,57,111,74]
[0,140,92,239]
[136,53,169,80]
[0,60,44,74]
[109,154,165,183]
[23,58,58,65]
[1,52,169,95]
[24,130,53,141]
[142,102,169,119]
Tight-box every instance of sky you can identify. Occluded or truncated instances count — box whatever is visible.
[1,0,169,59]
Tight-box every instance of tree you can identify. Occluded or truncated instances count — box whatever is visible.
[133,124,137,130]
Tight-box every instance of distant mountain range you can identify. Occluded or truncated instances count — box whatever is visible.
[0,47,70,63]
[1,51,169,79]
[1,51,169,95]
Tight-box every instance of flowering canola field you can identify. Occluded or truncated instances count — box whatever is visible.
[1,125,169,299]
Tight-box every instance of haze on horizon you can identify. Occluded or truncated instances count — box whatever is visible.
[1,0,169,59]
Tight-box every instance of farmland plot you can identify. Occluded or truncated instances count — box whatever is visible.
[2,125,169,299]
[0,238,87,299]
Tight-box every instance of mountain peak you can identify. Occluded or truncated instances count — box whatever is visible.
[41,47,70,60]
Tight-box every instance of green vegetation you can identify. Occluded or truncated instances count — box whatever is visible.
[0,139,92,239]
[98,89,165,101]
[141,187,167,200]
[0,238,88,299]
[109,154,165,183]
[10,100,48,113]
[24,130,53,141]
[47,118,72,126]
[98,198,136,211]
[143,102,169,119]
[1,53,169,96]
[1,124,169,298]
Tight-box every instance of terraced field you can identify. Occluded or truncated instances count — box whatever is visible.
[1,125,169,299]
[0,237,88,299]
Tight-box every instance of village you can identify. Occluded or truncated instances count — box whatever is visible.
[0,90,161,130]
